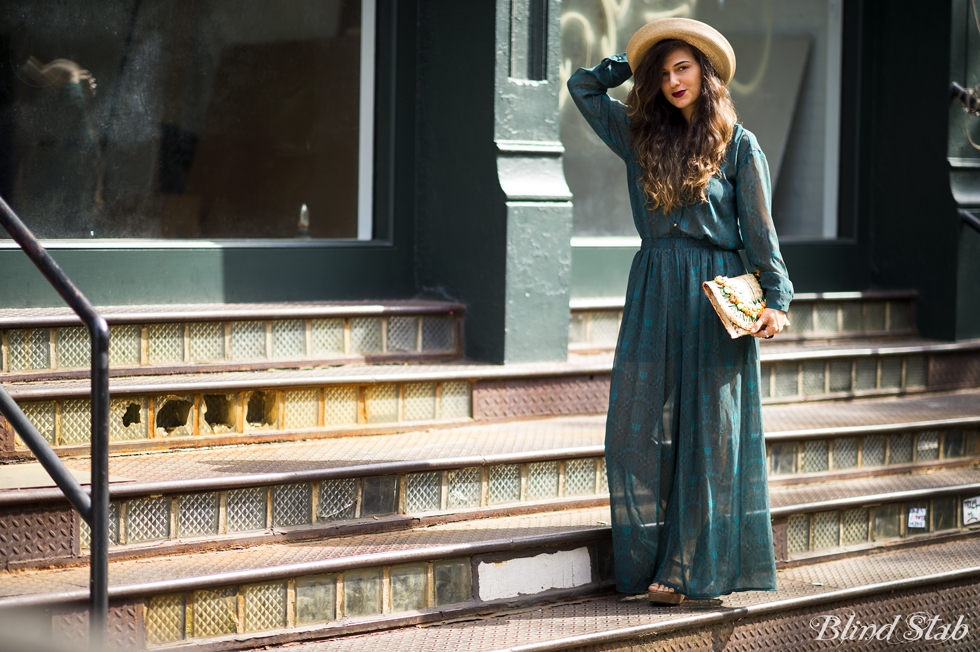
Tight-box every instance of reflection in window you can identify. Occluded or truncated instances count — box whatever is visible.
[0,0,370,239]
[560,0,841,238]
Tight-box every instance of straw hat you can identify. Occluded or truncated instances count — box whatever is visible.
[626,18,736,85]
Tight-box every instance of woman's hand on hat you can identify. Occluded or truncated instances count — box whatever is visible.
[750,308,787,340]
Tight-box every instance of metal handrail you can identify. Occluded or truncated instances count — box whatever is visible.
[961,209,980,235]
[0,196,109,652]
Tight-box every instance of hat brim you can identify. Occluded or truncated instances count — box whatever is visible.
[626,18,736,86]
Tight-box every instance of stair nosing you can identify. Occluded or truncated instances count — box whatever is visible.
[0,301,466,329]
[766,415,980,440]
[770,480,980,517]
[569,289,919,311]
[484,563,980,652]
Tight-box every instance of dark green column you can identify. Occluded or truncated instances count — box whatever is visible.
[416,0,571,363]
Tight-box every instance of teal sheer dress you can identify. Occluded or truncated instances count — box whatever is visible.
[568,54,793,598]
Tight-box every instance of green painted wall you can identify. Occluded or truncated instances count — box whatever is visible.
[858,0,959,340]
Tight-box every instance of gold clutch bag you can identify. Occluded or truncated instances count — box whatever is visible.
[701,271,774,339]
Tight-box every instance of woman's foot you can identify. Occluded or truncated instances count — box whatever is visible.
[648,582,685,605]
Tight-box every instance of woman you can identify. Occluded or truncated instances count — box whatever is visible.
[567,18,793,604]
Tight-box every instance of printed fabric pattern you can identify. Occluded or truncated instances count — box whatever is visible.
[568,53,793,597]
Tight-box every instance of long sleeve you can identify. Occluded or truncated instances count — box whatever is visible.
[733,133,794,312]
[567,53,633,161]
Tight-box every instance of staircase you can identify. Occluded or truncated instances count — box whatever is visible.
[1,292,979,651]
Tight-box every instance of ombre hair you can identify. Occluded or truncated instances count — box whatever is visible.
[626,39,737,214]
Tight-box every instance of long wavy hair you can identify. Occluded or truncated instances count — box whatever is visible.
[627,39,736,214]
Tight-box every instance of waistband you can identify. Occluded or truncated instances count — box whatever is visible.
[640,237,721,251]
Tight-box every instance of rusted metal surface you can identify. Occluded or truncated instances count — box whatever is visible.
[50,600,144,652]
[0,413,11,454]
[930,350,980,390]
[0,503,75,570]
[0,300,467,329]
[473,375,612,420]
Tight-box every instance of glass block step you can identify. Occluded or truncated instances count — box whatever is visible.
[165,539,980,652]
[770,466,980,562]
[570,290,918,350]
[762,390,980,480]
[6,335,980,457]
[0,300,464,378]
[66,452,608,553]
[1,357,614,456]
[758,337,980,403]
[1,392,976,569]
[0,507,615,649]
[5,493,980,650]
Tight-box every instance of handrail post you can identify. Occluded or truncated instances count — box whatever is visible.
[0,194,110,652]
[89,319,110,652]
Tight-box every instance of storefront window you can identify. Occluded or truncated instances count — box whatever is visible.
[560,0,841,239]
[0,0,373,240]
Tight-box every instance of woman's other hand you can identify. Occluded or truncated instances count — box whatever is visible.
[750,308,788,339]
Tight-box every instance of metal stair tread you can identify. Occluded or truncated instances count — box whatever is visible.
[2,390,975,497]
[0,300,465,329]
[757,334,980,359]
[768,465,980,513]
[760,387,980,434]
[570,289,917,311]
[3,468,978,600]
[4,332,977,399]
[0,506,612,601]
[232,536,980,652]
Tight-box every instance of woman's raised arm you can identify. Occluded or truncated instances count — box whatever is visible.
[567,54,634,161]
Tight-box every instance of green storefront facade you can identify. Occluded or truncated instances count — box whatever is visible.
[0,0,977,363]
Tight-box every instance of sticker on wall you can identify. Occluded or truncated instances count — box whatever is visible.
[963,496,980,526]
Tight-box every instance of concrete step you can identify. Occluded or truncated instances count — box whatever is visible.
[570,290,918,351]
[0,300,464,381]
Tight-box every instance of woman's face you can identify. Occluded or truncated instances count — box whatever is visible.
[660,45,702,123]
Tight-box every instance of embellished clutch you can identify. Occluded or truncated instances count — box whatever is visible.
[702,271,770,339]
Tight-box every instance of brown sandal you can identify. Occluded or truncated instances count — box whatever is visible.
[648,585,686,605]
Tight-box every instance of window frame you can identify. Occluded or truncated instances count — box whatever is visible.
[0,0,387,250]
